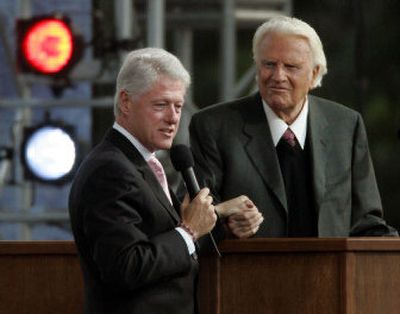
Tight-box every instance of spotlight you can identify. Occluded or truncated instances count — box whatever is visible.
[21,123,78,184]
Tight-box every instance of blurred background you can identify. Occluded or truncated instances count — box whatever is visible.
[0,0,399,240]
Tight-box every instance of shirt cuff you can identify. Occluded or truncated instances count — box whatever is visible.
[175,227,196,255]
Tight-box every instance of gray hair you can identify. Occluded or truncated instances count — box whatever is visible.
[252,16,327,88]
[114,48,191,116]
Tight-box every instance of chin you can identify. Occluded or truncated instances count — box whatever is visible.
[268,100,287,110]
[157,141,173,150]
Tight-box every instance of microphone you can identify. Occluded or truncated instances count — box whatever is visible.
[170,144,200,199]
[170,144,221,256]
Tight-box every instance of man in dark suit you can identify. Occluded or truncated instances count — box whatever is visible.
[69,48,263,314]
[190,16,398,237]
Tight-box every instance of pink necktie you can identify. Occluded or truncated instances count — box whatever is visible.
[148,155,172,204]
[282,128,296,147]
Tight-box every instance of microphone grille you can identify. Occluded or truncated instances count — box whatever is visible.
[170,144,195,171]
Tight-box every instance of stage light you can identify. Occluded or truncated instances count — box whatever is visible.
[21,123,78,184]
[17,15,83,77]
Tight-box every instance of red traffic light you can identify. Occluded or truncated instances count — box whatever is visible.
[22,18,73,74]
[17,16,83,77]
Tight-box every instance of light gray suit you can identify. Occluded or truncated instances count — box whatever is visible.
[190,93,398,237]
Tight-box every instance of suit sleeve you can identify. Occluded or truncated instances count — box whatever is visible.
[189,114,231,245]
[80,161,194,292]
[350,114,398,236]
[189,113,224,202]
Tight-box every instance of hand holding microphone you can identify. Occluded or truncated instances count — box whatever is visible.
[170,145,216,239]
[179,188,217,239]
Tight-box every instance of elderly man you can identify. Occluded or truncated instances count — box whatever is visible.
[69,48,262,314]
[190,16,398,237]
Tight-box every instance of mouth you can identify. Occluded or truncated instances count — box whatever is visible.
[268,86,289,92]
[159,128,175,137]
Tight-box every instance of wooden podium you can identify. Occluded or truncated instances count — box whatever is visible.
[198,238,400,314]
[0,241,84,314]
[1,239,400,314]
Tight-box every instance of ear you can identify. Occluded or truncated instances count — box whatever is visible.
[119,90,131,115]
[310,65,320,88]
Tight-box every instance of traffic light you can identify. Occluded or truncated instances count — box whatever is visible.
[17,15,84,78]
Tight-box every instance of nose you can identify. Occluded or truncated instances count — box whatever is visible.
[165,105,180,124]
[271,65,286,82]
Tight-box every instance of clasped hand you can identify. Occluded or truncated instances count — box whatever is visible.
[180,191,263,240]
[216,195,264,238]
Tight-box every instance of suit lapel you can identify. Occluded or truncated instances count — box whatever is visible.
[106,129,180,223]
[242,94,288,212]
[240,94,329,216]
[140,166,181,222]
[308,96,328,213]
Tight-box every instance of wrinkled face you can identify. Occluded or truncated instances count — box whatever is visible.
[117,76,186,152]
[256,32,319,123]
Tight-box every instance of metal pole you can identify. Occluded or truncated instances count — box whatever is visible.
[173,27,194,104]
[114,0,136,60]
[147,0,165,48]
[220,0,236,101]
[115,0,133,41]
[283,0,293,15]
[15,0,33,240]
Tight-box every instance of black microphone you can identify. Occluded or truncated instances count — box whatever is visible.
[170,144,221,256]
[170,144,200,199]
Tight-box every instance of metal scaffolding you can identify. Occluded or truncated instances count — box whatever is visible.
[0,0,291,239]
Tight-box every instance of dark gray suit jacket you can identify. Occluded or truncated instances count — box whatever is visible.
[69,129,199,314]
[190,93,398,237]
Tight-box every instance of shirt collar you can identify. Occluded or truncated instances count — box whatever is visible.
[262,98,309,149]
[113,122,155,161]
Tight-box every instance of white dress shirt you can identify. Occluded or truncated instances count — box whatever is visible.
[262,99,309,149]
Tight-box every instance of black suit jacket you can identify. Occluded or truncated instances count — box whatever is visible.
[190,93,398,237]
[69,129,199,314]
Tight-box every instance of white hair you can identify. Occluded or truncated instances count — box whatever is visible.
[113,48,191,116]
[252,16,327,88]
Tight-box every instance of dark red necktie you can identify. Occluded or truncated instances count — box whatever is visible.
[282,128,296,147]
